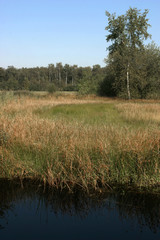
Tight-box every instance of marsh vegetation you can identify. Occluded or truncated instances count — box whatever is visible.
[0,91,160,193]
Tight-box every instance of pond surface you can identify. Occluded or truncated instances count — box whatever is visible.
[1,180,160,240]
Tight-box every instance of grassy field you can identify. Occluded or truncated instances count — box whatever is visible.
[0,91,160,193]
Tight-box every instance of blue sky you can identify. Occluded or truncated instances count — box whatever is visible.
[0,0,160,69]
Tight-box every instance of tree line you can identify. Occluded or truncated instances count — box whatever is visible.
[0,7,160,99]
[0,64,106,94]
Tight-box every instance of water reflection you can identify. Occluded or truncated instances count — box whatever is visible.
[114,190,160,233]
[0,179,160,239]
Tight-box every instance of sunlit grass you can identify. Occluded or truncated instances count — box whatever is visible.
[117,102,160,123]
[34,103,125,126]
[0,92,160,193]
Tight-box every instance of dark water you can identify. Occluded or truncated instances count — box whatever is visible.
[1,180,160,240]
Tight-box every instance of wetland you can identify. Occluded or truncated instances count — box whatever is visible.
[1,92,160,238]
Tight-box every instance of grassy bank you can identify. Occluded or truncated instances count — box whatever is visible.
[0,92,160,193]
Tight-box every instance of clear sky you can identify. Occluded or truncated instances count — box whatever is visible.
[0,0,160,69]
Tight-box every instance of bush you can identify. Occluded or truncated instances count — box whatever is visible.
[48,84,56,94]
[63,84,78,91]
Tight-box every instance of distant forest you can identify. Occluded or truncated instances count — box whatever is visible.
[0,64,107,94]
[1,7,160,99]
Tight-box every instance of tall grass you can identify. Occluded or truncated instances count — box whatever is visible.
[0,93,160,193]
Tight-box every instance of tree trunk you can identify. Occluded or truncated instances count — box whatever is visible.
[59,69,61,84]
[65,73,68,86]
[127,63,131,100]
[48,70,51,82]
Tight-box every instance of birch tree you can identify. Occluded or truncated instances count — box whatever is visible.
[105,7,151,99]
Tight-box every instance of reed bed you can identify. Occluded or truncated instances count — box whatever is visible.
[0,94,160,193]
[116,102,160,123]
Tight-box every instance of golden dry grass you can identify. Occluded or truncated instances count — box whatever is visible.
[117,102,160,123]
[0,94,160,192]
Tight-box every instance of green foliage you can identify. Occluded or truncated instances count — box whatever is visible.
[47,83,56,94]
[106,8,151,53]
[78,79,96,95]
[62,84,78,91]
[78,66,105,95]
[0,64,106,96]
[104,7,156,99]
[98,66,116,97]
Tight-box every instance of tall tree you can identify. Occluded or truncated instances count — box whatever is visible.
[64,64,70,86]
[71,65,78,86]
[56,62,63,86]
[48,64,55,82]
[144,42,160,98]
[0,68,5,89]
[105,7,151,99]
